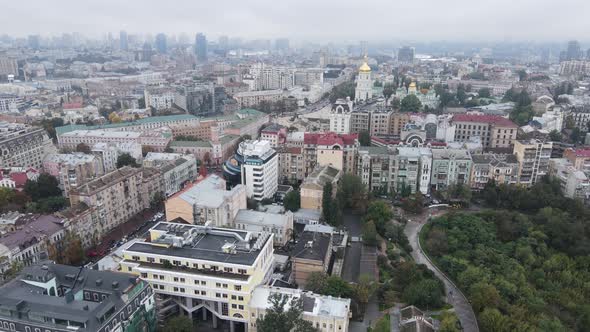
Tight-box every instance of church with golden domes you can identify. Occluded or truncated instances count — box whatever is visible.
[354,56,373,102]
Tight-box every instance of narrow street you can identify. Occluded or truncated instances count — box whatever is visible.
[404,211,480,332]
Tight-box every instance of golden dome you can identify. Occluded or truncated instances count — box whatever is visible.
[359,55,371,72]
[409,81,417,87]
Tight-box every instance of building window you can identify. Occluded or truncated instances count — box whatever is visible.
[235,285,242,291]
[223,284,228,288]
[238,296,244,301]
[216,293,221,298]
[93,293,99,301]
[231,304,237,309]
[231,295,237,300]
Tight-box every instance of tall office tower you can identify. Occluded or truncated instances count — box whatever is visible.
[141,42,153,61]
[218,35,229,51]
[120,30,128,50]
[359,40,368,56]
[27,35,40,50]
[275,38,290,52]
[398,46,415,63]
[566,40,582,60]
[155,33,167,54]
[195,33,208,62]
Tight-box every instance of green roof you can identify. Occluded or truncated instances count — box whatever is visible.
[360,146,390,154]
[219,134,240,145]
[170,140,212,148]
[55,114,198,136]
[237,108,265,117]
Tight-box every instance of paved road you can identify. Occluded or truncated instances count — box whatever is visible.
[404,214,480,332]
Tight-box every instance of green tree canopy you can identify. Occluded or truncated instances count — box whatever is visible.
[116,153,139,168]
[358,130,371,146]
[24,174,62,201]
[400,94,422,113]
[162,316,193,332]
[257,293,320,332]
[283,190,301,212]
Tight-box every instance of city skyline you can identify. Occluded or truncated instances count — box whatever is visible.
[3,0,590,43]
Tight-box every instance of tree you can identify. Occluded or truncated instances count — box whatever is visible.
[0,187,15,208]
[76,143,91,154]
[548,130,561,142]
[402,193,423,214]
[283,190,301,212]
[322,182,339,225]
[64,233,84,265]
[383,83,395,102]
[162,316,193,332]
[138,97,146,109]
[24,174,62,201]
[362,220,378,246]
[478,88,491,98]
[116,153,139,168]
[257,293,319,332]
[478,308,510,332]
[570,127,582,143]
[358,130,370,146]
[439,312,460,332]
[564,115,575,129]
[518,69,528,81]
[108,112,122,123]
[400,94,422,113]
[363,201,393,235]
[401,278,444,309]
[150,191,165,209]
[337,174,368,212]
[353,274,376,316]
[305,272,328,293]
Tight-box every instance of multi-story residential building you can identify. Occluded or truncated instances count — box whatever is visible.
[143,152,185,168]
[0,215,66,280]
[549,158,590,200]
[58,203,102,249]
[513,139,553,186]
[0,57,18,78]
[293,68,324,86]
[0,93,22,112]
[452,114,518,149]
[349,110,370,134]
[0,263,156,332]
[144,87,176,110]
[154,155,198,197]
[303,133,358,176]
[329,98,353,134]
[58,128,172,152]
[394,147,432,195]
[69,166,148,236]
[249,286,351,332]
[165,175,246,226]
[431,148,472,191]
[121,222,275,332]
[174,83,216,116]
[470,153,519,190]
[0,122,54,169]
[559,60,590,76]
[389,112,411,137]
[260,123,287,147]
[240,140,279,201]
[357,146,394,194]
[446,79,513,96]
[369,109,392,137]
[43,153,105,197]
[234,209,294,246]
[292,229,333,286]
[277,147,305,184]
[564,147,590,175]
[300,165,342,211]
[232,90,285,108]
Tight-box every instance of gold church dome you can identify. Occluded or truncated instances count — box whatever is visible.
[359,62,371,72]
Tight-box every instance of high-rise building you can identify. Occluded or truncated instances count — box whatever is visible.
[27,35,40,50]
[513,139,553,186]
[218,35,229,51]
[566,40,582,60]
[359,40,368,56]
[275,38,290,52]
[155,33,167,54]
[0,123,55,169]
[195,33,208,62]
[120,30,128,50]
[398,46,415,63]
[354,57,373,102]
[239,140,278,201]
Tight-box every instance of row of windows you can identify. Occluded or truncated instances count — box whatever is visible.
[137,256,248,275]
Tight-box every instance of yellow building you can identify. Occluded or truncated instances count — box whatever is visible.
[300,165,342,211]
[121,222,275,332]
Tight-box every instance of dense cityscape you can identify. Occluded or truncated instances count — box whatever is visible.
[0,2,589,332]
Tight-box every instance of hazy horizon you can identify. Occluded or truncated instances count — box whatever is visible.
[3,0,590,44]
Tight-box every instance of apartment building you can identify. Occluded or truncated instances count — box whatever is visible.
[0,122,55,169]
[369,109,392,136]
[144,87,176,110]
[0,263,156,332]
[232,90,285,108]
[43,153,105,197]
[58,128,172,152]
[260,123,287,147]
[389,112,411,137]
[513,140,552,186]
[300,165,342,211]
[549,158,590,200]
[303,132,358,176]
[452,114,517,149]
[234,209,294,246]
[292,230,333,286]
[277,147,305,184]
[92,142,143,173]
[564,147,590,175]
[470,154,519,190]
[121,222,275,332]
[239,140,279,201]
[165,175,246,226]
[349,110,370,134]
[329,98,353,134]
[0,215,66,281]
[394,147,432,195]
[69,166,148,236]
[157,155,198,197]
[431,148,473,191]
[357,146,394,194]
[249,286,350,332]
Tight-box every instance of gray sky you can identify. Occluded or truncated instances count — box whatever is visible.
[3,0,589,42]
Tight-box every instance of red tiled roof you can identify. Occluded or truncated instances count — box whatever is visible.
[286,147,302,154]
[452,114,517,128]
[573,148,590,158]
[304,132,358,146]
[10,172,28,187]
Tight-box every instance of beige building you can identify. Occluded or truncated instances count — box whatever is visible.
[292,230,333,287]
[452,114,518,150]
[369,110,392,136]
[165,175,246,226]
[300,165,342,211]
[277,147,305,184]
[234,209,294,246]
[303,132,358,177]
[389,112,411,137]
[69,166,149,235]
[513,139,552,186]
[470,154,519,190]
[564,148,590,175]
[232,90,285,108]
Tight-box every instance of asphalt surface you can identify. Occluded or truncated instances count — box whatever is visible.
[341,211,363,282]
[404,212,480,332]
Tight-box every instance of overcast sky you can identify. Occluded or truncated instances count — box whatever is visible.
[3,0,589,43]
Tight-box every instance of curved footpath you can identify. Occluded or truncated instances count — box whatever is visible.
[404,217,480,332]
